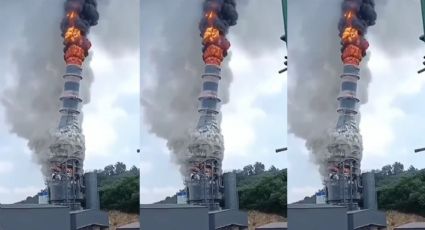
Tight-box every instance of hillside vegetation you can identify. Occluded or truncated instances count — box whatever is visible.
[95,162,139,214]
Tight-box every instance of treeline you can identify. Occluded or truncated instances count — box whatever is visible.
[232,162,287,216]
[373,162,425,215]
[95,162,139,213]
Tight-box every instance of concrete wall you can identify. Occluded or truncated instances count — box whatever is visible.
[0,205,71,230]
[288,204,348,230]
[140,204,209,230]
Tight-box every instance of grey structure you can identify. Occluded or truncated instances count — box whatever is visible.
[347,209,386,230]
[288,204,348,230]
[256,222,288,230]
[48,64,86,210]
[395,222,425,230]
[288,204,386,230]
[223,172,238,210]
[0,204,108,230]
[186,64,225,211]
[84,172,100,209]
[326,64,363,210]
[0,204,71,230]
[140,204,210,230]
[139,204,248,230]
[209,209,248,230]
[361,172,377,210]
[70,209,109,230]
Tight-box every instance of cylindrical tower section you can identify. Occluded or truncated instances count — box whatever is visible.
[197,64,221,128]
[326,64,363,210]
[186,64,224,211]
[58,64,83,129]
[48,63,86,211]
[336,64,360,128]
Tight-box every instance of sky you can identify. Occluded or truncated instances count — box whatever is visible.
[0,0,140,204]
[288,0,425,203]
[140,0,287,204]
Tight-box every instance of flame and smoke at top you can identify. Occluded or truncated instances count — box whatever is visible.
[339,0,376,65]
[61,0,99,66]
[199,0,238,66]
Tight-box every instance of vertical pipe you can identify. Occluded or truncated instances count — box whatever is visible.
[421,0,425,35]
[282,0,287,45]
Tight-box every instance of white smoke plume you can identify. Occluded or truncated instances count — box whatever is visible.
[287,0,372,176]
[0,0,139,177]
[141,0,234,175]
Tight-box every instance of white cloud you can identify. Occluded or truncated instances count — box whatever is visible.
[140,160,153,175]
[0,161,14,174]
[140,186,181,204]
[221,46,283,156]
[0,186,41,203]
[289,186,320,203]
[360,46,423,157]
[82,46,138,158]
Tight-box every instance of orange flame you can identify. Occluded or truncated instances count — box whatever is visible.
[65,27,82,44]
[203,27,220,44]
[202,10,227,66]
[340,10,365,65]
[63,10,87,66]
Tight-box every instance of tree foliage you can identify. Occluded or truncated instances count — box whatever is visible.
[96,162,139,214]
[236,165,287,216]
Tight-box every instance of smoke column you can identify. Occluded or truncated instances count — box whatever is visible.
[287,0,375,177]
[1,0,96,177]
[324,0,376,209]
[140,0,235,176]
[181,0,237,210]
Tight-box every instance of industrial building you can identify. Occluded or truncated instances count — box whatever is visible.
[137,172,248,230]
[0,201,108,230]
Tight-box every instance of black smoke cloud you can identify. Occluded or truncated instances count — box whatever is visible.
[338,0,377,36]
[199,0,238,36]
[61,0,99,36]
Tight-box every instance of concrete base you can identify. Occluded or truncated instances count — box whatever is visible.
[288,204,386,230]
[140,204,248,230]
[70,209,109,230]
[0,204,109,230]
[209,209,248,230]
[0,204,71,230]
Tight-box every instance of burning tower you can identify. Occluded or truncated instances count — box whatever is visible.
[325,0,376,210]
[185,0,237,211]
[46,0,98,210]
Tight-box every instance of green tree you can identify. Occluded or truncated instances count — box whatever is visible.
[115,162,127,175]
[104,165,115,176]
[243,165,254,176]
[100,176,139,213]
[254,162,265,175]
[381,165,393,176]
[392,162,404,175]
